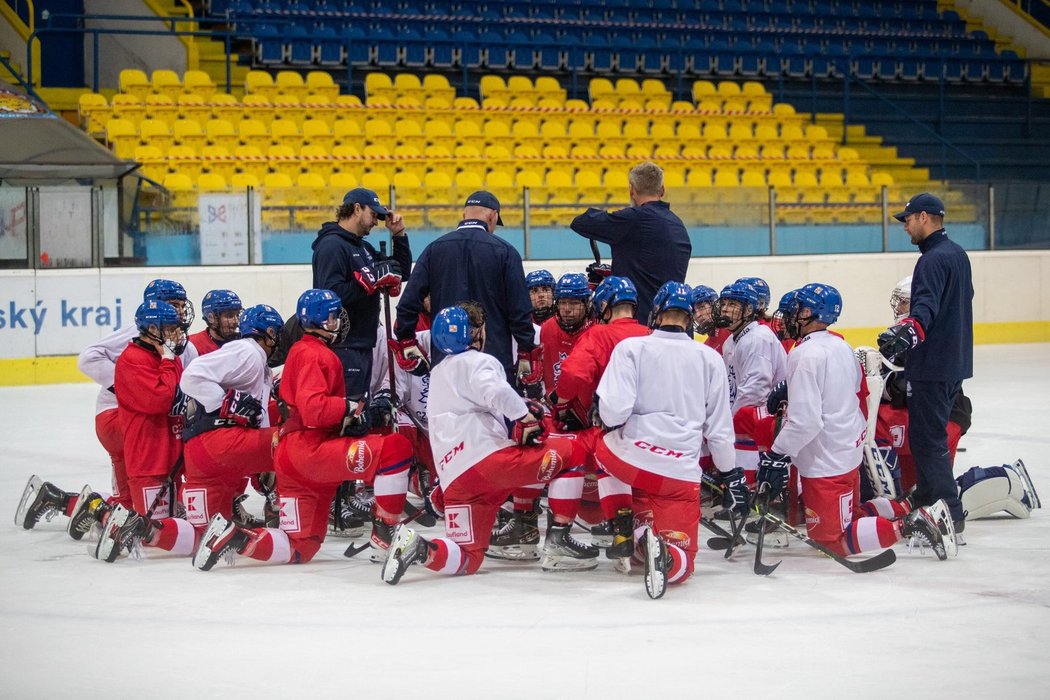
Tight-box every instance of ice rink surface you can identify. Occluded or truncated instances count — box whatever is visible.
[1,344,1048,699]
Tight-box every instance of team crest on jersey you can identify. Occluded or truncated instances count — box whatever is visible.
[444,505,474,544]
[279,497,301,533]
[182,488,209,527]
[346,440,371,474]
[537,449,561,481]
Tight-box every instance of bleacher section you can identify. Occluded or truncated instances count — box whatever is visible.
[79,67,968,230]
[206,0,1026,86]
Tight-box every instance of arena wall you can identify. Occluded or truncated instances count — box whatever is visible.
[0,250,1046,384]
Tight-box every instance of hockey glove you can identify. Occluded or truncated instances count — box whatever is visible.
[585,262,613,287]
[340,399,370,437]
[877,317,924,360]
[515,347,543,398]
[766,380,788,415]
[510,400,547,446]
[220,389,263,428]
[757,451,791,499]
[390,338,430,377]
[373,259,403,297]
[368,389,396,430]
[718,466,750,518]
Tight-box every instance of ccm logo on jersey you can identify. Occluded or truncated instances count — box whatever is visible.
[439,441,464,468]
[633,440,685,459]
[346,440,372,474]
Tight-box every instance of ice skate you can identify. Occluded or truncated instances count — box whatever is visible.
[745,517,789,548]
[94,505,152,563]
[485,509,539,561]
[328,492,366,538]
[606,508,634,574]
[67,485,109,541]
[541,520,599,572]
[1009,459,1041,510]
[232,494,264,528]
[382,524,430,585]
[367,519,395,563]
[16,476,72,530]
[642,527,670,600]
[901,504,948,561]
[923,499,958,556]
[193,514,250,571]
[589,519,613,548]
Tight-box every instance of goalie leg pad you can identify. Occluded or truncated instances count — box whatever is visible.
[958,465,1035,520]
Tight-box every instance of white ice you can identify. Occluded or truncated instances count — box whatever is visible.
[1,344,1048,699]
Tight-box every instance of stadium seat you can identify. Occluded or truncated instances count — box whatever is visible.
[78,93,110,135]
[183,70,216,99]
[303,120,334,151]
[106,118,139,159]
[119,69,151,99]
[111,94,146,124]
[176,94,211,126]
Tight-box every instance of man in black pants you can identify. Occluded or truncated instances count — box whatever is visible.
[879,193,973,535]
[312,187,411,400]
[569,161,691,323]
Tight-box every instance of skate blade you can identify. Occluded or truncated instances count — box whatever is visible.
[924,500,957,558]
[95,506,131,563]
[484,545,540,561]
[14,475,43,528]
[643,528,667,600]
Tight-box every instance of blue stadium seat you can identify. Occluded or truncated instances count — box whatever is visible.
[255,24,284,65]
[287,25,313,65]
[317,26,342,66]
[429,29,454,68]
[453,29,482,69]
[535,33,562,71]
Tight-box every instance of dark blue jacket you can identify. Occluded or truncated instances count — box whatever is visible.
[570,200,691,322]
[311,222,412,349]
[394,220,535,373]
[906,229,973,382]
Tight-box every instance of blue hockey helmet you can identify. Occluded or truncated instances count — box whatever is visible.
[432,305,473,355]
[591,276,638,319]
[770,289,801,341]
[201,289,243,317]
[526,269,556,289]
[297,289,342,331]
[649,281,693,328]
[143,279,187,303]
[691,284,718,307]
[795,282,843,324]
[135,299,180,332]
[239,304,284,341]
[554,272,591,301]
[719,280,760,310]
[736,277,770,311]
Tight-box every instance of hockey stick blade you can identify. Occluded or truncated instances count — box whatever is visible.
[401,502,437,528]
[723,507,749,560]
[753,487,782,576]
[701,516,745,551]
[761,509,897,573]
[343,541,371,558]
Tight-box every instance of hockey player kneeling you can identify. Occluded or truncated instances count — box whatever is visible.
[383,303,592,585]
[759,284,954,564]
[590,282,740,599]
[192,289,415,571]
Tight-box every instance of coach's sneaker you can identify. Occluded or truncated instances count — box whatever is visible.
[17,477,73,530]
[67,485,110,541]
[193,514,250,571]
[486,510,540,561]
[368,519,396,563]
[642,527,670,600]
[901,506,948,561]
[94,506,152,563]
[382,525,430,585]
[541,520,599,572]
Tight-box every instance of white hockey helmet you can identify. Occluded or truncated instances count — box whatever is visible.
[891,275,912,321]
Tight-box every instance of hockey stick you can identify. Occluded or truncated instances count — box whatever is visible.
[379,240,401,436]
[752,486,781,576]
[589,238,601,266]
[145,456,184,520]
[756,506,898,574]
[702,516,746,551]
[342,502,435,558]
[722,506,749,560]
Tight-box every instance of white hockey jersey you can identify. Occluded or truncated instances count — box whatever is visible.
[721,321,787,413]
[179,338,273,427]
[394,329,431,431]
[78,324,198,415]
[771,330,865,478]
[427,349,528,488]
[597,329,736,482]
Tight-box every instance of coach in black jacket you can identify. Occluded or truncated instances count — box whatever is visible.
[879,193,973,530]
[570,161,691,323]
[312,187,412,399]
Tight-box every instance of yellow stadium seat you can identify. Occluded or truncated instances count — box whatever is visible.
[172,119,206,150]
[697,97,723,113]
[143,94,176,125]
[703,122,730,151]
[535,76,566,103]
[516,169,543,190]
[235,118,267,147]
[78,93,110,135]
[623,122,651,150]
[692,80,717,104]
[576,170,604,204]
[176,93,211,126]
[664,170,686,189]
[485,170,518,205]
[231,172,261,192]
[302,120,334,151]
[480,96,506,109]
[454,170,484,195]
[106,118,139,159]
[510,121,541,151]
[305,71,339,100]
[391,144,425,179]
[717,81,742,97]
[242,94,275,125]
[539,120,569,149]
[261,173,296,219]
[741,170,766,187]
[275,70,306,98]
[513,144,541,161]
[422,74,456,103]
[615,78,642,102]
[204,119,237,150]
[363,145,395,178]
[394,73,425,101]
[208,93,242,122]
[273,93,306,124]
[119,69,150,98]
[479,75,509,102]
[595,121,626,151]
[728,121,755,145]
[133,145,166,180]
[811,146,836,161]
[760,143,785,160]
[541,144,568,160]
[393,119,426,151]
[334,119,363,141]
[453,119,482,147]
[296,172,328,203]
[245,70,277,99]
[265,144,299,179]
[453,96,480,110]
[544,168,575,199]
[772,102,796,117]
[742,83,772,112]
[785,144,810,161]
[138,119,173,151]
[424,96,452,111]
[335,93,364,110]
[589,78,616,105]
[423,171,452,202]
[509,95,537,110]
[604,169,629,190]
[200,145,234,180]
[331,172,358,192]
[364,119,395,146]
[163,172,196,209]
[713,168,739,187]
[650,123,675,143]
[232,145,267,177]
[653,144,680,159]
[359,171,389,193]
[423,145,452,165]
[302,93,337,126]
[570,145,597,160]
[198,172,228,192]
[677,122,702,144]
[805,124,831,144]
[723,96,748,113]
[453,144,483,171]
[423,119,455,150]
[166,143,199,176]
[150,69,182,99]
[597,143,623,159]
[111,94,145,125]
[183,70,216,98]
[507,75,537,101]
[390,171,424,209]
[780,123,805,142]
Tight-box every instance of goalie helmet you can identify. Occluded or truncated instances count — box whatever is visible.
[795,282,842,325]
[891,275,912,321]
[297,289,342,334]
[591,276,637,320]
[432,306,473,355]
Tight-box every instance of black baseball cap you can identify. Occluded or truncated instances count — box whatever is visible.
[893,193,945,222]
[343,187,388,220]
[464,190,503,226]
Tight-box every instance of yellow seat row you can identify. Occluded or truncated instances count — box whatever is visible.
[118,68,218,99]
